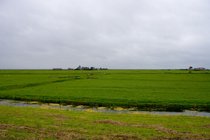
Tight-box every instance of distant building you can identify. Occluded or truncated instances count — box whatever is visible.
[194,67,206,71]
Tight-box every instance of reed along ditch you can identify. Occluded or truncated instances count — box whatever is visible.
[0,99,210,117]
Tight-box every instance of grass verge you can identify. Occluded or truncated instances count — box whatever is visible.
[0,105,210,139]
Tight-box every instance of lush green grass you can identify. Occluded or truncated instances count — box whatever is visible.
[0,105,210,139]
[0,70,210,111]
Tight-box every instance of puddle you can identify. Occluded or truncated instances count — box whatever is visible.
[0,99,210,117]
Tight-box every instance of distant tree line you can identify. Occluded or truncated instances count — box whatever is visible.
[74,65,108,70]
[188,66,206,71]
[53,66,108,70]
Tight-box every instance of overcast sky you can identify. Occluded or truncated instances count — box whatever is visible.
[0,0,210,69]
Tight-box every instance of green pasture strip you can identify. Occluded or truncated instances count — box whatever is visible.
[0,70,210,111]
[0,105,210,139]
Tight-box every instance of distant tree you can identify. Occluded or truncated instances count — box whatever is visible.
[90,67,96,70]
[189,66,193,70]
[188,66,193,74]
[75,65,81,70]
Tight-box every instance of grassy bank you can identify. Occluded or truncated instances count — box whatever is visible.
[0,105,210,139]
[0,70,210,111]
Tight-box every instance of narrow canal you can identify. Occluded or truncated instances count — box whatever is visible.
[1,99,210,117]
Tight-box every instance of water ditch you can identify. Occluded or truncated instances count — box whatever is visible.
[0,99,210,117]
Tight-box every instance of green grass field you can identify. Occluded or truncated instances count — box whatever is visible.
[0,69,210,111]
[0,105,210,139]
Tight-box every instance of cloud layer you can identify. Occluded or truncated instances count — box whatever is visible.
[1,0,210,69]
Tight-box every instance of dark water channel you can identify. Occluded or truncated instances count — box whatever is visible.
[0,99,210,117]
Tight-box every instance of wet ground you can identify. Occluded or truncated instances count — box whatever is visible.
[0,99,210,117]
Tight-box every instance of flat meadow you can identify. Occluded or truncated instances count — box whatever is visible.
[1,69,210,139]
[0,69,210,111]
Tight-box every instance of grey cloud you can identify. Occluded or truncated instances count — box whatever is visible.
[0,0,210,69]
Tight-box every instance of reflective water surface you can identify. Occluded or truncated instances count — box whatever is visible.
[0,99,210,117]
